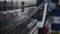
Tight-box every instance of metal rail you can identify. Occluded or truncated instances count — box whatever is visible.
[0,0,49,26]
[16,0,48,26]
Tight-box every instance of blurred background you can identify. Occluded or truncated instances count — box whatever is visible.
[0,0,60,34]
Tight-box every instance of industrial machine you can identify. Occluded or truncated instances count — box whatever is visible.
[0,0,50,34]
